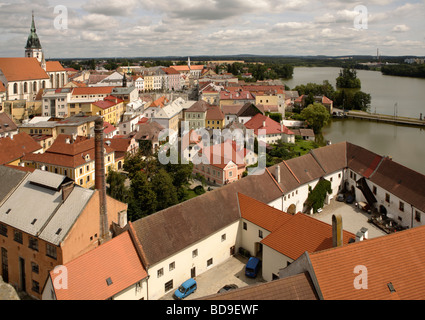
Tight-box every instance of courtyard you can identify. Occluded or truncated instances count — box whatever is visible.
[311,198,387,239]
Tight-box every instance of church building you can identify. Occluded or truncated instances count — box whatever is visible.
[0,13,67,102]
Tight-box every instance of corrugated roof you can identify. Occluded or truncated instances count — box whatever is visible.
[0,170,93,242]
[51,231,148,300]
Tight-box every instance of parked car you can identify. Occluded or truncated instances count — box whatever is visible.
[217,284,238,294]
[245,257,261,278]
[336,194,345,202]
[345,194,355,204]
[173,278,197,300]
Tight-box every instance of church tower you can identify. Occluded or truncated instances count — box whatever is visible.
[25,12,43,63]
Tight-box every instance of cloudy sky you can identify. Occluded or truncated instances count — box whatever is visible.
[0,0,423,59]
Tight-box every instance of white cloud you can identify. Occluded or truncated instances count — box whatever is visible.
[392,24,410,33]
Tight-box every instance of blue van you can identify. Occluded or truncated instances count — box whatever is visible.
[245,257,261,278]
[173,278,197,300]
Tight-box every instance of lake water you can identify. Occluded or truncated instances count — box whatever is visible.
[283,67,425,118]
[283,67,425,175]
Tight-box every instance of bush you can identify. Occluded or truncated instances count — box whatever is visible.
[193,185,206,195]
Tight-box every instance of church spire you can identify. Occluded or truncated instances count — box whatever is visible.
[25,11,43,62]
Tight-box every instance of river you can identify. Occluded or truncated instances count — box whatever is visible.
[283,67,425,175]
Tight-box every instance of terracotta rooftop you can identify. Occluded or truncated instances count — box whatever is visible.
[245,113,294,136]
[72,86,116,96]
[51,231,148,300]
[309,224,425,300]
[0,57,49,81]
[22,135,114,168]
[206,105,225,120]
[45,61,65,72]
[0,132,42,165]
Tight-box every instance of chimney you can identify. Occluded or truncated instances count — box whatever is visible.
[355,231,364,242]
[61,182,74,202]
[276,165,281,183]
[95,117,110,243]
[360,227,368,240]
[332,214,343,247]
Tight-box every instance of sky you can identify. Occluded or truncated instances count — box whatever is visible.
[0,0,423,59]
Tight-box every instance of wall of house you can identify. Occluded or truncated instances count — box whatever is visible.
[146,220,240,300]
[237,219,271,259]
[112,279,148,300]
[0,226,64,300]
[262,245,293,282]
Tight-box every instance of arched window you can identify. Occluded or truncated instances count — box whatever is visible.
[33,81,37,92]
[56,74,60,88]
[42,81,46,89]
[13,83,18,94]
[61,73,65,86]
[24,82,28,93]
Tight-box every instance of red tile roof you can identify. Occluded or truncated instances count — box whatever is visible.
[238,193,292,232]
[0,132,42,165]
[72,86,116,96]
[0,57,49,81]
[206,105,225,120]
[0,81,5,92]
[245,113,294,135]
[309,224,425,300]
[22,135,114,168]
[51,231,148,300]
[262,212,354,260]
[45,61,65,72]
[238,193,355,260]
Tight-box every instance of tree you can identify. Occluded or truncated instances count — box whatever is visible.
[151,169,178,211]
[336,67,361,89]
[128,171,157,221]
[106,170,129,203]
[352,91,372,112]
[300,102,330,133]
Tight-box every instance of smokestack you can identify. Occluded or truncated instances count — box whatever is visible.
[332,214,343,247]
[95,117,110,243]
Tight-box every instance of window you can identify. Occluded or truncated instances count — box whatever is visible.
[46,243,57,259]
[169,262,175,271]
[31,262,39,274]
[221,234,226,242]
[415,211,421,222]
[399,201,404,212]
[207,258,213,267]
[259,230,263,239]
[243,222,247,230]
[157,268,164,278]
[385,193,390,203]
[14,230,23,244]
[373,186,377,195]
[0,224,7,237]
[29,237,38,251]
[86,175,90,182]
[165,280,173,292]
[192,249,198,258]
[32,280,40,293]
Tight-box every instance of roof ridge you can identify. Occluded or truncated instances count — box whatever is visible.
[282,160,300,184]
[265,167,284,193]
